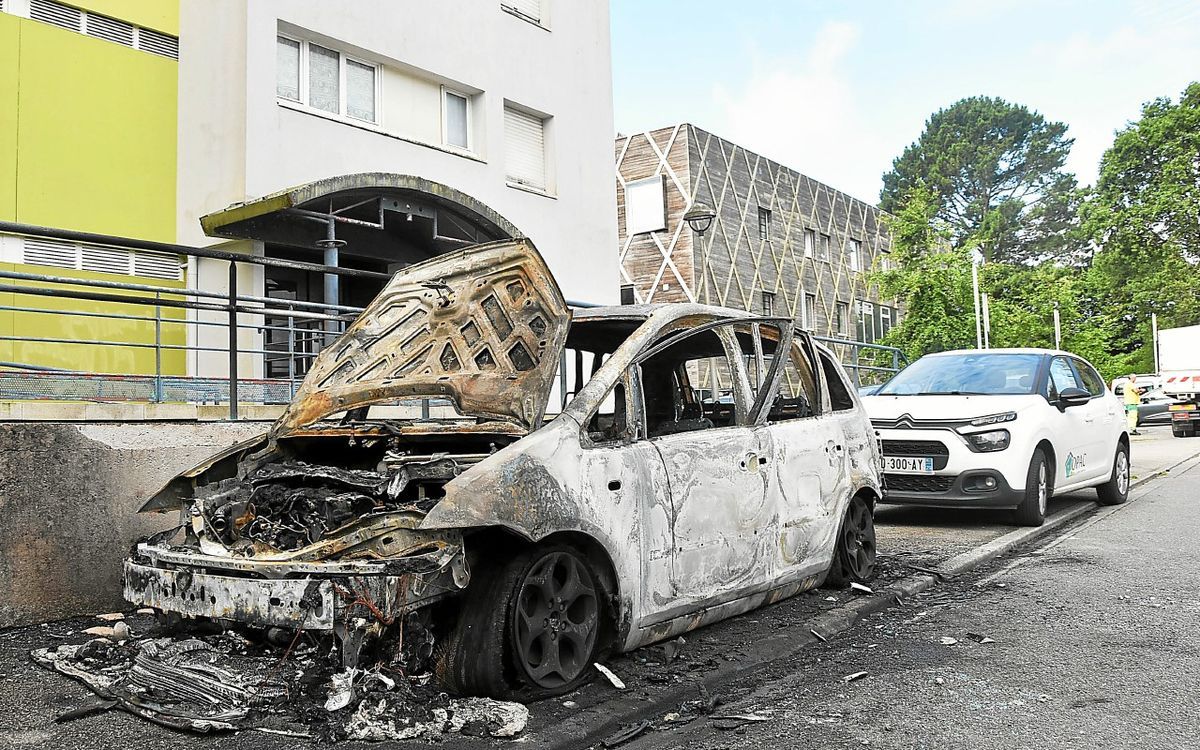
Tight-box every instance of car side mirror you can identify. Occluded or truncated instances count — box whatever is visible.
[1058,387,1091,409]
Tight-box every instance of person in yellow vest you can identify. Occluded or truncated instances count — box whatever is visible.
[1123,373,1142,435]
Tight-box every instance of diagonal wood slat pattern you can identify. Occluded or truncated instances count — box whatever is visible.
[616,124,900,344]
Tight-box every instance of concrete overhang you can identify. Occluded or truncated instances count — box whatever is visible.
[199,173,523,261]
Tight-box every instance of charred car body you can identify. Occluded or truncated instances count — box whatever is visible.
[125,239,882,698]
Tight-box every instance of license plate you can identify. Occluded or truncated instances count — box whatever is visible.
[884,455,934,474]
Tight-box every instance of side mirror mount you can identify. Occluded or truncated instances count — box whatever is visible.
[1059,387,1091,409]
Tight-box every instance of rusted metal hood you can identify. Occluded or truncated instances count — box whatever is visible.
[273,239,569,436]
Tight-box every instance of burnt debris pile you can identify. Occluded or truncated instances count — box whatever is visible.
[32,620,528,740]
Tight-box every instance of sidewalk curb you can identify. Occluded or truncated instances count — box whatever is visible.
[545,449,1200,749]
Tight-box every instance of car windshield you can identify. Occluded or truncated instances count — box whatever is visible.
[876,353,1042,396]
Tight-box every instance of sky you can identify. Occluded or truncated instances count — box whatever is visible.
[610,0,1200,205]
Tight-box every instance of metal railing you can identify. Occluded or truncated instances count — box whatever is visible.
[0,221,907,418]
[0,220,386,418]
[812,334,907,387]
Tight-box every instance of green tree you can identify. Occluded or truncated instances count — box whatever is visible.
[1083,82,1200,370]
[880,96,1081,264]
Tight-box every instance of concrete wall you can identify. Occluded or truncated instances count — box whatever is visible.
[0,421,266,627]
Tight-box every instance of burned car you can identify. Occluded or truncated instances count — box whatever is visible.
[125,239,881,699]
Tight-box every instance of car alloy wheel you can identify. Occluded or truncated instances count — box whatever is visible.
[511,550,600,689]
[841,495,877,581]
[1037,461,1048,516]
[1116,450,1129,495]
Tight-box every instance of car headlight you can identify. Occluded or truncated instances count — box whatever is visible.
[966,429,1010,452]
[970,412,1017,427]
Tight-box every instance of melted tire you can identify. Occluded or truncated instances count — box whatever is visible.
[823,495,878,588]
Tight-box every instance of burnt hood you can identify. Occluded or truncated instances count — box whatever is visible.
[272,239,569,436]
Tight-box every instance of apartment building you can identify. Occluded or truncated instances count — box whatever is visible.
[0,0,617,386]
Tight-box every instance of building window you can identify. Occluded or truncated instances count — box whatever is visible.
[504,104,549,191]
[819,234,831,262]
[277,35,379,124]
[758,207,772,240]
[501,0,542,24]
[620,285,636,305]
[835,301,849,336]
[880,306,893,338]
[443,88,471,150]
[761,291,775,316]
[849,239,862,272]
[804,229,815,258]
[856,300,876,343]
[625,176,667,235]
[804,293,817,331]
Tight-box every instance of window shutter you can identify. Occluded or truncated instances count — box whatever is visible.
[502,0,541,21]
[30,0,82,31]
[22,238,79,270]
[504,106,546,190]
[85,13,134,47]
[138,27,179,60]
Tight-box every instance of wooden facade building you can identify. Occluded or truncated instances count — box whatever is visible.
[615,124,901,346]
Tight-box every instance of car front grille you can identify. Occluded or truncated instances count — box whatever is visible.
[884,473,955,494]
[882,439,951,470]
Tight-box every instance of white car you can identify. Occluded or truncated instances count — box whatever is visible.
[863,348,1130,526]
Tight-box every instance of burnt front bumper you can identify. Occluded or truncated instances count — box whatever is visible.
[123,542,469,631]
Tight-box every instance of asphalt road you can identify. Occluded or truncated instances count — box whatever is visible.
[623,445,1200,749]
[0,427,1196,749]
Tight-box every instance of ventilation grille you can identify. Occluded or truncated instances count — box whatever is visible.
[85,13,134,46]
[30,0,82,31]
[137,27,178,60]
[21,237,182,281]
[23,238,78,269]
[25,0,178,60]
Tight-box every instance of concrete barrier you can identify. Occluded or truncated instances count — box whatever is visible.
[0,421,267,628]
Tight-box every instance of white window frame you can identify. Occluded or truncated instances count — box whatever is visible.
[803,229,815,259]
[277,34,381,126]
[803,292,817,331]
[819,233,831,262]
[758,207,772,241]
[441,86,473,152]
[836,301,849,336]
[504,102,552,195]
[624,176,667,235]
[849,238,861,272]
[881,306,892,336]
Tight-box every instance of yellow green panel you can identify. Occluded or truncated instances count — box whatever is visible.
[0,262,186,376]
[16,21,177,242]
[0,15,19,222]
[73,0,179,35]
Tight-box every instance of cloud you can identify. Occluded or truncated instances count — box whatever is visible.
[712,21,890,204]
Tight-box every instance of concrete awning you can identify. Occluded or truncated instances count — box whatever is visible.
[200,173,523,263]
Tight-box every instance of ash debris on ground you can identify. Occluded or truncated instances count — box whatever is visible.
[30,613,528,741]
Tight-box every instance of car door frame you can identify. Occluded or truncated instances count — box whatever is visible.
[1043,354,1099,489]
[1067,355,1120,483]
[629,318,783,621]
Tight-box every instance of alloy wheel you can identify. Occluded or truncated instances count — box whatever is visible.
[1037,462,1048,515]
[842,497,877,580]
[1116,450,1129,495]
[511,551,599,689]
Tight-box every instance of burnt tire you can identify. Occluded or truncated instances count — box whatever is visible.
[1013,449,1050,527]
[437,543,603,700]
[823,495,877,588]
[1097,442,1131,506]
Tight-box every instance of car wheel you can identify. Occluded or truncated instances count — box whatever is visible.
[823,495,877,587]
[1173,424,1196,438]
[1013,449,1050,527]
[437,544,603,699]
[1096,442,1130,506]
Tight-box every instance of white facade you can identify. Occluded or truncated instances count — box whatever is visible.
[176,0,618,306]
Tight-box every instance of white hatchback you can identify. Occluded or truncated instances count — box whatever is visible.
[863,349,1130,525]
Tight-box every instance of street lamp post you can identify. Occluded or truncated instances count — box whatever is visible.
[971,248,984,349]
[683,203,716,237]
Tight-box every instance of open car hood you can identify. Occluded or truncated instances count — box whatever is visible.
[272,239,569,437]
